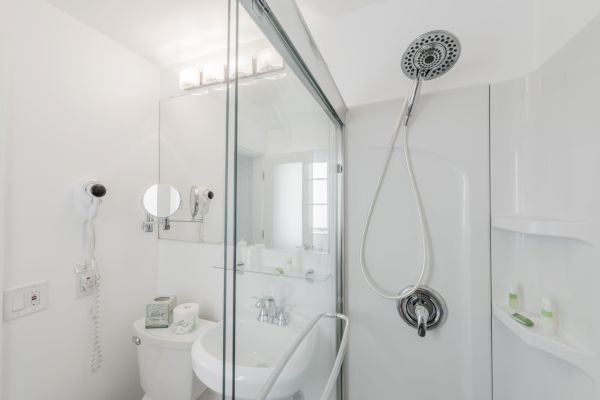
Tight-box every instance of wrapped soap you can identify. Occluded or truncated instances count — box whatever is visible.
[145,295,177,329]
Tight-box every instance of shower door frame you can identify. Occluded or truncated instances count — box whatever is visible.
[224,0,348,398]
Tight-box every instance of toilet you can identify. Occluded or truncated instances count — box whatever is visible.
[133,318,216,400]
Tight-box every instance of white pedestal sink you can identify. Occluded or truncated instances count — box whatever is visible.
[191,313,317,400]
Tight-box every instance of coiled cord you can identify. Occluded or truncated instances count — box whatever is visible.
[359,96,431,299]
[84,220,103,373]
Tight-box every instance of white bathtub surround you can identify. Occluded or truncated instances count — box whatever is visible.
[491,14,600,400]
[345,85,491,399]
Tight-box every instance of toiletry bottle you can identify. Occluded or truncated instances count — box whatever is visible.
[508,284,519,310]
[540,297,556,333]
[285,257,293,274]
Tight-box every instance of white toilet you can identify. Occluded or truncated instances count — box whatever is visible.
[133,318,216,400]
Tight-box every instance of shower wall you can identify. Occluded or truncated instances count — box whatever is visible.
[1,1,160,399]
[491,14,600,400]
[345,84,491,399]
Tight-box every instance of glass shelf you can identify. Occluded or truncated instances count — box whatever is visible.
[212,264,331,283]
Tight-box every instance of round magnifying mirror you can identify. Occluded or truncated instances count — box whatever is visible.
[142,183,182,218]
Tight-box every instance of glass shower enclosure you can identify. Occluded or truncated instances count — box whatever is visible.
[222,1,346,399]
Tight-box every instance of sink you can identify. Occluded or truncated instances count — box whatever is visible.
[191,314,317,400]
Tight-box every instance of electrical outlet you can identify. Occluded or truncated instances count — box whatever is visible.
[74,262,97,299]
[3,281,49,321]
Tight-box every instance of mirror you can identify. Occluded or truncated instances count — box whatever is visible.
[157,62,334,251]
[158,92,226,243]
[142,183,182,218]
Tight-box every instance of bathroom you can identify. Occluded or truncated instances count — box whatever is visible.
[1,0,599,399]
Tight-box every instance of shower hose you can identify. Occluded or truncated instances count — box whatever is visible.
[359,96,430,299]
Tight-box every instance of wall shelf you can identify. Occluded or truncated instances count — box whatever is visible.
[212,265,330,283]
[493,304,597,380]
[492,215,595,244]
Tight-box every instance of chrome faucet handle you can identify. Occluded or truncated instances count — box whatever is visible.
[415,304,430,337]
[256,296,276,323]
[273,306,289,327]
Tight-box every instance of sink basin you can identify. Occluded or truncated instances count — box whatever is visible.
[191,314,317,400]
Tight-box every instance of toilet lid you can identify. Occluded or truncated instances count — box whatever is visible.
[133,318,216,349]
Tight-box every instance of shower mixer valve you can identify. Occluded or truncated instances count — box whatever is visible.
[397,286,447,338]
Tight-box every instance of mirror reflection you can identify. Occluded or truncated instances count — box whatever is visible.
[141,183,182,218]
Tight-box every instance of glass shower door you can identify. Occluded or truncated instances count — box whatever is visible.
[223,2,345,399]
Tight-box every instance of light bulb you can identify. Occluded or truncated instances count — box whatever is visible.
[257,48,284,73]
[202,63,225,84]
[179,69,201,90]
[230,57,255,79]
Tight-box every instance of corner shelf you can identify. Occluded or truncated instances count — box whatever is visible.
[493,304,597,380]
[492,215,595,244]
[212,265,331,283]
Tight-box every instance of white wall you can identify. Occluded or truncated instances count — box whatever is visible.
[491,14,600,400]
[532,0,600,67]
[1,1,160,399]
[345,85,491,399]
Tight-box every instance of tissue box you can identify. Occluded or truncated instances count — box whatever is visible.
[145,295,177,328]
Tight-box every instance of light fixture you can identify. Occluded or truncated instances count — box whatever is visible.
[257,47,284,73]
[202,63,225,84]
[229,56,255,79]
[179,69,201,90]
[179,52,285,91]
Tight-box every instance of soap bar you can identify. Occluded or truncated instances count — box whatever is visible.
[511,312,534,327]
[145,295,177,328]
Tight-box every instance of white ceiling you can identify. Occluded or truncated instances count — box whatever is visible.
[45,0,263,67]
[46,0,600,108]
[295,0,535,107]
[296,0,600,107]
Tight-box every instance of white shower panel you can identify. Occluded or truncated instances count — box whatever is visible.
[491,14,600,400]
[345,84,491,399]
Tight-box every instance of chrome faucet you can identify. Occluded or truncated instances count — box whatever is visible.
[255,296,288,327]
[256,296,276,323]
[415,304,430,337]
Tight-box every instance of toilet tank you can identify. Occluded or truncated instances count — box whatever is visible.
[133,318,216,400]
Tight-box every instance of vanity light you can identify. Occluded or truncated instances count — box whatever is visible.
[229,56,255,79]
[202,62,226,84]
[179,69,201,90]
[257,47,284,73]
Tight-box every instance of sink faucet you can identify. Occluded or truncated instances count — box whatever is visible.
[256,296,276,323]
[255,296,288,327]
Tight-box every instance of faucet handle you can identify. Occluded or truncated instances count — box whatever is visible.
[415,304,430,337]
[254,296,273,307]
[256,296,276,323]
[273,306,289,327]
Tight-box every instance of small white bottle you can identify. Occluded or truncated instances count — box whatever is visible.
[508,284,519,310]
[540,297,556,334]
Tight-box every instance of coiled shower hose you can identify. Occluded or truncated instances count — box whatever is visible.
[359,96,431,300]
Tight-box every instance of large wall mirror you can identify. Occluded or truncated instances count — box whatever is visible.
[157,66,334,253]
[158,91,226,243]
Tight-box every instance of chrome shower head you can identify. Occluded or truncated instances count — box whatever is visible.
[401,30,461,80]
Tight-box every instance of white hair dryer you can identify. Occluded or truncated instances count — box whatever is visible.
[74,180,107,222]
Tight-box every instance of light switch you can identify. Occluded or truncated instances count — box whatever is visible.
[3,281,48,321]
[12,293,25,312]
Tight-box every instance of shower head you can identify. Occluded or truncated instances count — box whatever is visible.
[401,30,461,81]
